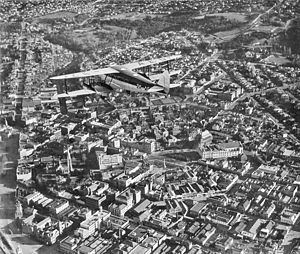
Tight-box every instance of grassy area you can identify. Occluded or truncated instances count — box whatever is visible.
[35,10,77,21]
[195,12,248,23]
[45,25,133,54]
[108,13,162,21]
[263,54,291,65]
[214,28,243,41]
[0,22,21,32]
[252,25,284,33]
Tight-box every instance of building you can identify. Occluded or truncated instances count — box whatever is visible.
[59,236,79,254]
[208,210,234,226]
[263,203,276,218]
[47,199,69,215]
[128,226,148,243]
[122,139,156,154]
[241,219,263,239]
[115,166,152,189]
[190,202,207,218]
[215,237,234,252]
[75,210,110,239]
[85,195,106,210]
[78,246,95,254]
[142,232,166,251]
[199,141,243,160]
[116,188,141,207]
[90,120,121,135]
[260,221,275,238]
[280,208,300,225]
[24,192,43,205]
[256,164,280,175]
[109,188,141,217]
[208,84,243,102]
[61,123,77,136]
[199,130,213,147]
[128,199,152,222]
[97,153,123,170]
[105,214,129,229]
[16,165,32,181]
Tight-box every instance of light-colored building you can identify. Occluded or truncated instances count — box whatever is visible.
[280,208,300,225]
[241,219,263,240]
[122,139,156,154]
[75,210,110,239]
[59,236,79,254]
[97,153,123,170]
[16,166,32,181]
[199,130,213,147]
[199,141,243,160]
[47,199,69,215]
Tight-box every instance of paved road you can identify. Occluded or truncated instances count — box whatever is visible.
[151,148,199,156]
[0,134,17,229]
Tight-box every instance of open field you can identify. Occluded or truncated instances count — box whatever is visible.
[263,54,292,65]
[194,12,248,22]
[252,25,284,33]
[213,28,243,41]
[44,23,134,53]
[34,11,77,21]
[107,13,162,21]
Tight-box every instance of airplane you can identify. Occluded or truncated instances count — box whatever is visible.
[50,55,182,98]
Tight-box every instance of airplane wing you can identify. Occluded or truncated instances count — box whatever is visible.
[50,67,119,80]
[55,89,96,98]
[121,55,182,70]
[149,70,182,81]
[147,86,165,93]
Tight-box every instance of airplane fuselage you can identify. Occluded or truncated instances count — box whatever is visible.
[96,73,156,94]
[111,65,155,86]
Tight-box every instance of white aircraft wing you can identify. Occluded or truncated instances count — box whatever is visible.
[50,67,119,80]
[147,86,165,93]
[121,55,182,70]
[149,70,182,81]
[55,89,96,98]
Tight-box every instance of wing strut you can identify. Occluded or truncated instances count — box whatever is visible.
[64,80,68,94]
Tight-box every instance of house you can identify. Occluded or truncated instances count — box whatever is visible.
[59,236,79,254]
[47,199,69,215]
[260,221,275,238]
[190,202,207,218]
[281,208,300,225]
[241,219,263,240]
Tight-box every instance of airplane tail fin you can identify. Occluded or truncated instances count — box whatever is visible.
[157,70,170,93]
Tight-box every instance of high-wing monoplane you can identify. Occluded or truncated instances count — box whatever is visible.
[50,55,182,98]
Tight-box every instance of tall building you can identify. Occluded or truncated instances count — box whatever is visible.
[199,130,213,147]
[15,201,23,220]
